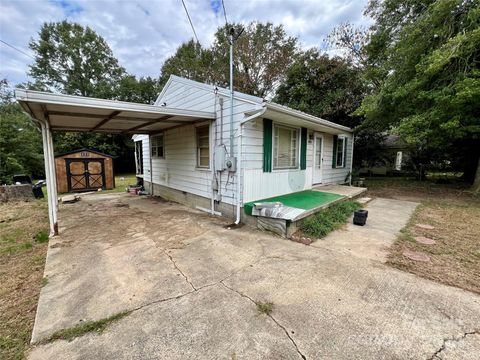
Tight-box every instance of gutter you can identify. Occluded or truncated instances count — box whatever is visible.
[235,107,267,224]
[265,102,353,133]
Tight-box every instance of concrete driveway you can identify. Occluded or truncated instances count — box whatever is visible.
[30,193,480,359]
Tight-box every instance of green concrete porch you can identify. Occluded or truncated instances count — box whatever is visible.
[244,185,367,238]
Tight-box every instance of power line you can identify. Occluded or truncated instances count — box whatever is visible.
[0,39,35,60]
[181,0,199,44]
[221,0,228,26]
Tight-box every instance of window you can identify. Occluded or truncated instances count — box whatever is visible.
[336,137,345,168]
[151,134,164,158]
[196,125,210,168]
[273,124,299,169]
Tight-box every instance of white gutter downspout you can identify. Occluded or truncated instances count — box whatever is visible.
[349,133,355,186]
[234,106,267,224]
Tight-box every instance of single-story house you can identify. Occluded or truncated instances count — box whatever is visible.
[14,75,354,236]
[133,75,354,223]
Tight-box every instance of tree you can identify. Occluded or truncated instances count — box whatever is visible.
[0,80,44,184]
[159,40,215,86]
[28,21,162,173]
[117,76,162,104]
[160,22,299,97]
[275,50,366,128]
[327,22,370,69]
[357,0,480,183]
[29,20,126,97]
[211,22,299,97]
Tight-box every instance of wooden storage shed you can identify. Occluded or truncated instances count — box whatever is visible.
[55,149,114,193]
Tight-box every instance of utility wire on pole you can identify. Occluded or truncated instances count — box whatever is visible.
[221,0,228,26]
[181,0,200,45]
[0,39,35,60]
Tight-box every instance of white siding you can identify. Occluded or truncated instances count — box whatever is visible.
[321,133,353,185]
[242,119,353,202]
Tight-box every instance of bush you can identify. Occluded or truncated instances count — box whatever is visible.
[300,201,361,238]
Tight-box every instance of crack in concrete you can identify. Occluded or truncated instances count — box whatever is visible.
[163,250,197,291]
[220,282,307,360]
[427,330,479,360]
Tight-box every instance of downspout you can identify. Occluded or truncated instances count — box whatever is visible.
[349,133,355,186]
[149,135,154,195]
[234,106,267,224]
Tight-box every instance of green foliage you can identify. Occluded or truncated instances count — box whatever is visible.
[275,50,366,128]
[35,231,49,243]
[300,201,361,238]
[26,21,163,173]
[0,81,44,184]
[29,20,126,97]
[116,76,162,104]
[160,22,299,97]
[358,0,480,181]
[159,40,216,87]
[256,301,274,316]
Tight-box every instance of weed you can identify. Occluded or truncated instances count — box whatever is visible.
[300,201,361,238]
[256,301,274,316]
[35,231,49,243]
[41,311,131,344]
[42,277,48,287]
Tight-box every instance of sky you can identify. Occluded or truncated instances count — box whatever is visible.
[0,0,371,86]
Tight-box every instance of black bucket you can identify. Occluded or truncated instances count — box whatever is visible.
[353,209,368,226]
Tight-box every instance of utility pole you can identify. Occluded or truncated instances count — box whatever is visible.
[228,26,243,157]
[229,27,235,157]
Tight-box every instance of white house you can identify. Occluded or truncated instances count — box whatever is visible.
[133,75,354,224]
[15,75,354,236]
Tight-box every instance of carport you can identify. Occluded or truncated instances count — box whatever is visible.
[15,89,215,236]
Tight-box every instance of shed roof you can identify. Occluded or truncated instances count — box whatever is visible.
[15,89,215,134]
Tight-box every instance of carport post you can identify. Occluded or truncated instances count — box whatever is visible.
[40,120,58,236]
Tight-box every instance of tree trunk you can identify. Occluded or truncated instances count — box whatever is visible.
[472,156,480,193]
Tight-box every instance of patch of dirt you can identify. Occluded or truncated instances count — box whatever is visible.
[58,194,229,251]
[387,199,480,294]
[0,200,49,360]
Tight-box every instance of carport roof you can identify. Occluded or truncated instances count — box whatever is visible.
[15,89,215,134]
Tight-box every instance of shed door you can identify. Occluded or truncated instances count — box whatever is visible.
[66,158,106,192]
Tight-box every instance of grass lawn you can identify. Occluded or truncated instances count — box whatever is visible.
[104,174,138,193]
[0,199,49,360]
[365,177,480,294]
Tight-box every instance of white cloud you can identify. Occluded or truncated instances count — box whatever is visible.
[0,0,371,86]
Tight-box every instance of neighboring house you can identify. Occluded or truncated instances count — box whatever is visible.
[133,75,354,222]
[359,134,411,176]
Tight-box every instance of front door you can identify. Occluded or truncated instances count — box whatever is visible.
[66,158,106,192]
[313,133,323,184]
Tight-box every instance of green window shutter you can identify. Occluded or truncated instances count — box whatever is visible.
[343,137,348,168]
[300,127,307,170]
[263,119,273,172]
[332,135,338,169]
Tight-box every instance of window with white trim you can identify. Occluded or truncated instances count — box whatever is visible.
[336,137,345,168]
[273,124,299,169]
[151,134,164,158]
[196,125,210,168]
